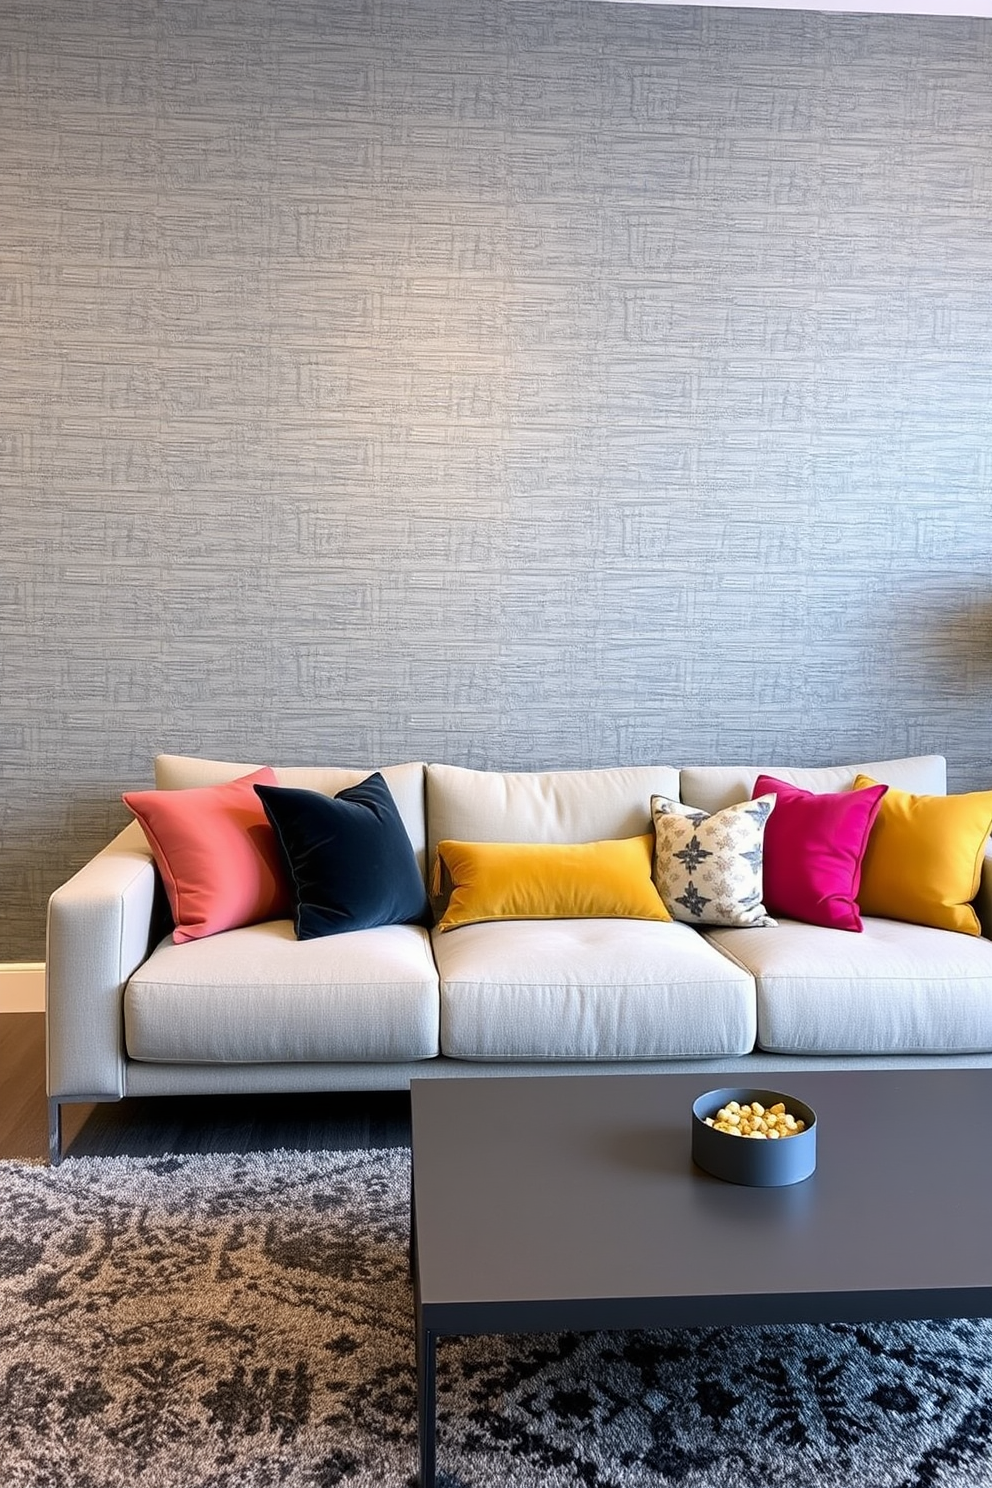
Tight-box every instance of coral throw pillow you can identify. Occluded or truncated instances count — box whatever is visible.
[123,767,290,943]
[853,774,992,935]
[433,835,670,932]
[753,774,888,932]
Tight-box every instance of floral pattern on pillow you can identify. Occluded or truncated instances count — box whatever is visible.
[651,793,777,928]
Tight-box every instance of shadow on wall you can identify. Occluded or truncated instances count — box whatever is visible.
[893,589,992,708]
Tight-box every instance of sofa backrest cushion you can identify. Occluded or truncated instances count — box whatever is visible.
[425,763,681,865]
[680,755,947,816]
[153,755,428,880]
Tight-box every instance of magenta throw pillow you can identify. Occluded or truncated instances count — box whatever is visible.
[123,767,291,942]
[753,774,888,932]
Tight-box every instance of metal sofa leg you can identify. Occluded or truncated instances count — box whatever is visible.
[48,1098,62,1167]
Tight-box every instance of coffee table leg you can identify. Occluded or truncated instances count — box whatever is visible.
[409,1182,416,1280]
[416,1315,437,1488]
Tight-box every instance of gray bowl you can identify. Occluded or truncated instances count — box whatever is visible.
[691,1087,817,1187]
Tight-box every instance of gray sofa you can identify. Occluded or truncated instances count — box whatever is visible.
[46,751,992,1163]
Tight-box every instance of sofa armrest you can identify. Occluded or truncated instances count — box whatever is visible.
[46,820,163,1102]
[975,841,992,941]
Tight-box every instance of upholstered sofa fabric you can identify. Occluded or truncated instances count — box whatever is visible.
[432,918,755,1060]
[46,819,157,1103]
[426,760,679,853]
[45,749,992,1163]
[708,916,992,1055]
[680,755,948,816]
[124,920,440,1063]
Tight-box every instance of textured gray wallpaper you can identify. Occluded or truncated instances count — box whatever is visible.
[2,0,992,959]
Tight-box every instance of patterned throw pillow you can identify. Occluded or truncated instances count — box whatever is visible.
[651,793,777,928]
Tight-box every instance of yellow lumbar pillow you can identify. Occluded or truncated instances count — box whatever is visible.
[854,774,992,935]
[433,835,671,932]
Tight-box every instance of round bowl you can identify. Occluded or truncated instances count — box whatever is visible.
[691,1086,817,1187]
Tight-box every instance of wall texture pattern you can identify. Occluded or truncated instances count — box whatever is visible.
[2,0,992,959]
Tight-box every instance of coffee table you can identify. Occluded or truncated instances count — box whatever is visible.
[410,1068,992,1487]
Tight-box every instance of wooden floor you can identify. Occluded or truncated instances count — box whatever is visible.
[0,1013,411,1162]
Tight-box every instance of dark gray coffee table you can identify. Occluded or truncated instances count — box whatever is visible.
[410,1069,992,1487]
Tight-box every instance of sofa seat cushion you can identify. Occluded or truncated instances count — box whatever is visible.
[706,918,992,1055]
[432,918,756,1060]
[124,920,440,1063]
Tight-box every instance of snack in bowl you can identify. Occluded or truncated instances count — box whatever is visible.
[704,1098,806,1139]
[691,1087,817,1186]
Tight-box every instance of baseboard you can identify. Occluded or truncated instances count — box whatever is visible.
[0,964,45,1013]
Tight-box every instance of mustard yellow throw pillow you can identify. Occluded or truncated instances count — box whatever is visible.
[854,774,992,935]
[433,835,671,932]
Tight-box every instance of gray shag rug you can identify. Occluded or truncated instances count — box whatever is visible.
[1,1147,991,1488]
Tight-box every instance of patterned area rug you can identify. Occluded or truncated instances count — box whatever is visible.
[1,1148,991,1488]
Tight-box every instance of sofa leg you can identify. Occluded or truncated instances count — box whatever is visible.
[48,1099,62,1167]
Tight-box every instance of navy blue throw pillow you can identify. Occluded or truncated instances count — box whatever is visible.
[254,773,430,940]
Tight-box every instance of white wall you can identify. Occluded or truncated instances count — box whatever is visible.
[0,966,45,1014]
